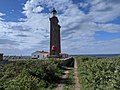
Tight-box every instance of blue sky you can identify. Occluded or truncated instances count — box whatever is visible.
[0,0,26,22]
[0,0,120,55]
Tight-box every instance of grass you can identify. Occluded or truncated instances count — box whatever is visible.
[63,67,74,90]
[0,59,64,90]
[76,56,120,90]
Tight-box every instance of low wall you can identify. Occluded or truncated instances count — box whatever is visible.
[60,57,74,67]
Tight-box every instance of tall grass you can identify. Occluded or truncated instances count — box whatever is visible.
[76,56,120,90]
[0,60,63,90]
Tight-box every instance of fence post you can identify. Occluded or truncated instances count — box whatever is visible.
[0,53,3,61]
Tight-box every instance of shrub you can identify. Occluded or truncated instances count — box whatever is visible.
[0,60,63,89]
[76,56,120,90]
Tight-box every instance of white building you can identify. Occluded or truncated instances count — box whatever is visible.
[31,51,49,59]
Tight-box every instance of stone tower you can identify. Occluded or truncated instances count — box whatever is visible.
[50,8,61,55]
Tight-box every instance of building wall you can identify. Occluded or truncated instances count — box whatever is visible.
[60,53,69,58]
[32,52,48,59]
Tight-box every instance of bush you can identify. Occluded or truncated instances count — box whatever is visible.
[76,56,120,90]
[0,60,63,90]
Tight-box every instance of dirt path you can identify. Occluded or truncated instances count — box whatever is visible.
[55,70,69,90]
[74,58,81,90]
[55,58,81,90]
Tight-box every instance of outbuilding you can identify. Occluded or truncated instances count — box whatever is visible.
[31,51,49,59]
[59,53,69,58]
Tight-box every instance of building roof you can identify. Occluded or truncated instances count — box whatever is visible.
[32,51,49,54]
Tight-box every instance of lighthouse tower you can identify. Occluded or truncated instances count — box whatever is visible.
[50,8,61,56]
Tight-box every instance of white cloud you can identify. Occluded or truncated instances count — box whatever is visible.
[0,12,5,16]
[32,6,44,13]
[0,0,120,55]
[79,3,89,8]
[0,12,5,21]
[0,18,4,21]
[88,0,120,22]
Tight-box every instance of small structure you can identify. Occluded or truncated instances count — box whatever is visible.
[59,53,69,58]
[31,51,49,59]
[0,53,3,61]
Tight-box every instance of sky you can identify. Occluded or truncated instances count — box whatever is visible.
[0,0,120,55]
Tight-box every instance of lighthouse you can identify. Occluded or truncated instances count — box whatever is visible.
[49,8,61,56]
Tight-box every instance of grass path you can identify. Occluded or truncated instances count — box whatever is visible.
[74,58,81,90]
[55,70,69,90]
[55,58,81,90]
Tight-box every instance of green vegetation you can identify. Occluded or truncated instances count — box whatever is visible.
[64,68,74,90]
[76,56,120,90]
[0,60,63,90]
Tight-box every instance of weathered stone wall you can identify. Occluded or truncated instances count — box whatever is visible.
[60,57,74,67]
